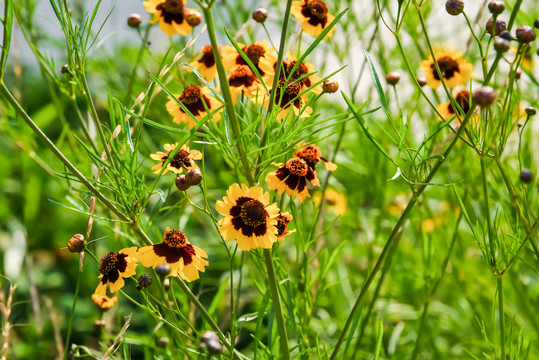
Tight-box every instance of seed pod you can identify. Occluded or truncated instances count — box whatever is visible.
[488,1,505,15]
[516,25,536,43]
[175,175,190,191]
[185,168,203,186]
[185,10,202,27]
[493,38,510,52]
[155,264,171,277]
[136,274,153,291]
[499,30,512,41]
[417,77,427,87]
[486,18,506,36]
[520,169,533,184]
[525,107,536,116]
[322,79,339,93]
[127,13,142,28]
[473,86,497,107]
[252,8,268,23]
[68,234,85,253]
[445,0,464,16]
[385,72,401,85]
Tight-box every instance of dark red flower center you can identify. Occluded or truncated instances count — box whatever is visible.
[245,45,265,65]
[301,0,329,27]
[286,158,309,176]
[448,90,470,115]
[275,214,291,236]
[229,65,257,88]
[161,0,183,14]
[99,252,127,276]
[179,86,202,105]
[156,0,185,25]
[240,199,267,227]
[296,145,321,165]
[163,229,188,248]
[431,56,460,81]
[198,45,216,68]
[162,148,192,169]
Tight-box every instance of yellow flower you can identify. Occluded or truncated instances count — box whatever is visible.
[143,0,193,36]
[291,0,336,40]
[419,49,473,89]
[228,65,260,104]
[436,89,470,121]
[216,184,280,251]
[94,247,138,296]
[312,188,347,216]
[221,40,277,76]
[189,45,219,81]
[137,228,208,282]
[166,85,221,129]
[266,157,320,203]
[150,143,202,175]
[295,142,337,171]
[275,212,294,241]
[91,294,118,311]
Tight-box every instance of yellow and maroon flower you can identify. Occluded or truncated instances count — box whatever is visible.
[150,143,202,175]
[295,142,337,171]
[166,85,221,129]
[436,89,471,122]
[91,294,118,311]
[266,157,321,202]
[189,45,219,81]
[94,247,138,296]
[419,49,473,89]
[137,228,208,281]
[228,65,260,103]
[291,0,336,40]
[222,40,277,76]
[216,184,280,251]
[143,0,193,37]
[275,212,294,241]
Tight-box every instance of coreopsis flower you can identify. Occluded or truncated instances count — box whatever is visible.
[419,49,473,89]
[275,212,294,241]
[266,157,320,202]
[228,65,260,103]
[436,89,471,122]
[91,294,118,310]
[94,247,138,296]
[291,0,336,40]
[150,143,202,175]
[312,188,348,216]
[137,228,209,281]
[166,85,221,128]
[143,0,193,36]
[216,184,280,251]
[222,40,277,77]
[189,45,219,81]
[295,142,337,171]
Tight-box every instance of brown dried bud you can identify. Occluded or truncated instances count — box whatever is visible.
[385,72,400,85]
[322,79,339,93]
[252,8,268,23]
[445,0,464,16]
[68,234,85,253]
[185,168,203,186]
[175,175,190,191]
[535,19,539,29]
[525,107,536,116]
[520,169,533,184]
[493,38,511,52]
[60,64,69,74]
[515,69,522,79]
[473,86,497,107]
[127,13,142,28]
[417,77,427,87]
[488,1,505,15]
[199,331,223,355]
[185,10,202,27]
[516,25,536,43]
[486,18,506,36]
[136,274,152,291]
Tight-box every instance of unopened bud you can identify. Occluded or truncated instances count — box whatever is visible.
[163,278,170,291]
[385,72,401,85]
[136,274,153,291]
[445,0,464,16]
[493,38,511,52]
[535,19,539,29]
[68,234,85,253]
[322,79,339,93]
[61,64,70,74]
[486,18,506,36]
[525,107,536,116]
[199,331,223,355]
[516,25,536,43]
[252,8,268,23]
[488,1,505,15]
[473,86,497,107]
[185,168,203,186]
[499,30,512,41]
[155,264,171,277]
[127,13,142,28]
[520,169,533,184]
[185,10,202,27]
[417,77,427,87]
[175,175,190,191]
[156,337,170,348]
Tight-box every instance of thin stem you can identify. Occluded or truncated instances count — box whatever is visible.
[264,249,290,359]
[497,276,506,360]
[481,157,496,266]
[63,252,85,360]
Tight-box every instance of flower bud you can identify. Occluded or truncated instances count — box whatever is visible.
[175,175,190,191]
[156,337,170,348]
[61,64,70,74]
[185,10,202,27]
[127,13,142,28]
[515,69,522,80]
[493,38,511,52]
[535,19,539,29]
[417,77,427,87]
[185,168,203,186]
[520,169,533,184]
[68,234,85,253]
[385,72,400,85]
[486,18,506,36]
[199,331,223,355]
[515,25,536,43]
[136,274,153,291]
[322,79,339,93]
[499,30,512,41]
[488,1,505,15]
[163,278,170,291]
[155,264,171,277]
[525,107,536,116]
[473,86,497,107]
[252,8,268,23]
[445,0,464,16]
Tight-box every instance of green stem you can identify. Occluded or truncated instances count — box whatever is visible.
[63,252,85,360]
[497,276,506,360]
[481,157,496,266]
[264,249,290,359]
[201,7,254,185]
